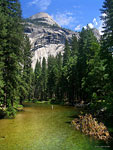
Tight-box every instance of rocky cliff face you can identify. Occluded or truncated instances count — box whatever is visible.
[24,12,100,70]
[92,28,101,41]
[24,12,79,70]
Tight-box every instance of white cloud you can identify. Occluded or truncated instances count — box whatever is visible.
[93,18,98,26]
[102,13,107,17]
[98,24,103,35]
[88,23,94,29]
[52,12,75,26]
[83,17,104,35]
[98,13,108,35]
[83,23,94,30]
[83,26,87,29]
[28,0,51,11]
[75,25,81,31]
[97,20,104,35]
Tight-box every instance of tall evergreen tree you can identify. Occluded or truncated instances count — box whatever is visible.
[19,35,32,104]
[71,36,78,57]
[68,37,79,104]
[55,53,63,100]
[41,57,47,100]
[34,60,42,99]
[77,26,100,101]
[100,0,113,114]
[47,56,56,99]
[0,1,6,104]
[63,40,70,66]
[100,0,113,82]
[0,0,24,107]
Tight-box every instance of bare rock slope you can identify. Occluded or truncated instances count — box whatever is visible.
[24,12,79,70]
[24,12,100,70]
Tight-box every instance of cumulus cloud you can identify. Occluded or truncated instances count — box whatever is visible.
[52,12,75,26]
[82,17,104,35]
[97,20,105,35]
[88,23,94,29]
[98,13,108,35]
[83,23,94,30]
[98,23,103,34]
[28,0,51,11]
[83,26,87,29]
[93,18,98,26]
[102,13,107,17]
[75,25,81,31]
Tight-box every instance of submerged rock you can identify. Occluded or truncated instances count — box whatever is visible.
[71,114,110,141]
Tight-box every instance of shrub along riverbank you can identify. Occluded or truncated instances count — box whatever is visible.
[0,104,23,119]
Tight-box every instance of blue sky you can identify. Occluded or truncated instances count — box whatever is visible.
[20,0,104,33]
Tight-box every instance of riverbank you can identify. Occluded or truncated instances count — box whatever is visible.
[0,104,24,119]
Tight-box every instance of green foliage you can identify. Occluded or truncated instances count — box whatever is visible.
[99,0,113,115]
[77,27,101,102]
[63,40,71,66]
[5,106,16,118]
[0,0,24,107]
[41,57,47,100]
[18,35,32,104]
[34,60,42,99]
[0,0,32,116]
[71,35,78,57]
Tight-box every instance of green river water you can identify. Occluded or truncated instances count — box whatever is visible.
[0,103,110,150]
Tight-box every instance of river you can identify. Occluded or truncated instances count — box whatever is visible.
[0,103,109,150]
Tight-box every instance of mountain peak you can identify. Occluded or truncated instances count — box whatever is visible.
[30,12,51,20]
[29,12,59,27]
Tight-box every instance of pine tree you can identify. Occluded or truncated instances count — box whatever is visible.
[100,0,113,115]
[28,69,35,101]
[0,0,24,107]
[34,60,41,99]
[63,40,70,66]
[100,0,113,82]
[19,35,32,104]
[47,54,63,101]
[68,37,79,104]
[47,55,56,99]
[71,35,78,57]
[0,1,6,104]
[77,26,100,101]
[100,0,113,44]
[41,57,47,100]
[55,53,63,100]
